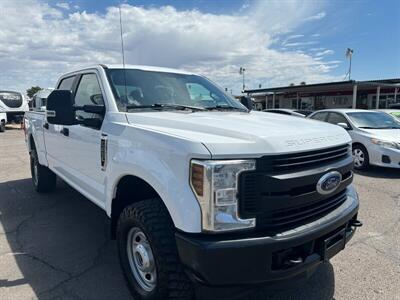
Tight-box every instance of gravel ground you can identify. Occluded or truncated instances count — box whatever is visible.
[0,128,399,300]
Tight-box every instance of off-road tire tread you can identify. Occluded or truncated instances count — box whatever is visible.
[30,149,56,192]
[117,199,194,300]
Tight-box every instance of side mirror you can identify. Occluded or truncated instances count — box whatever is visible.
[239,96,253,110]
[337,122,350,130]
[46,90,76,125]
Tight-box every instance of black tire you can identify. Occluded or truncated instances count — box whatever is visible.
[0,122,5,132]
[117,199,194,300]
[352,144,369,170]
[30,148,57,192]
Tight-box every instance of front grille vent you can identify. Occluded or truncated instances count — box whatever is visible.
[257,144,350,172]
[255,190,347,231]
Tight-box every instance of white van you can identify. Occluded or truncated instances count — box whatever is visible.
[32,88,54,111]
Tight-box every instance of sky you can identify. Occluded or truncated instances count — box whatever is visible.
[0,0,399,95]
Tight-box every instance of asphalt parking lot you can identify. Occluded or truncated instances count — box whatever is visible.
[0,128,399,300]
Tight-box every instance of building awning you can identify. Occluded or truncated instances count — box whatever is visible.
[245,78,400,95]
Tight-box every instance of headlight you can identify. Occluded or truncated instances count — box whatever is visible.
[371,138,400,150]
[190,159,256,232]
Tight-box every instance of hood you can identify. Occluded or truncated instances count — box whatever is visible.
[359,128,400,142]
[125,111,351,157]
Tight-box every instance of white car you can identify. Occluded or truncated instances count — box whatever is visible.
[24,65,361,299]
[309,109,400,170]
[0,112,7,132]
[263,108,308,117]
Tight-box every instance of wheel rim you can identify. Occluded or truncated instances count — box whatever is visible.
[353,148,365,168]
[126,227,157,292]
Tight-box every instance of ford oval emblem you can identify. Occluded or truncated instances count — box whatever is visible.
[316,171,342,195]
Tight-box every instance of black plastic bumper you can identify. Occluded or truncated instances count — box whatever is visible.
[176,193,359,286]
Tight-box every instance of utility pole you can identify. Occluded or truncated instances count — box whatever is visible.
[239,67,246,91]
[345,48,354,80]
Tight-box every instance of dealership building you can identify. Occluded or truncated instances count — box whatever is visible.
[244,78,400,111]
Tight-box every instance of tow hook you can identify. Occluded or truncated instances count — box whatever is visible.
[283,256,303,268]
[350,219,363,227]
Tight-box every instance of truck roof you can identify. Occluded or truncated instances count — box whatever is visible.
[63,64,195,76]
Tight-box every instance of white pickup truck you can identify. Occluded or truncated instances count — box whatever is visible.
[24,64,361,300]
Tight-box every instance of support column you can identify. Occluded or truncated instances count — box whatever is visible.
[352,84,357,109]
[272,92,276,108]
[394,87,398,104]
[296,93,299,109]
[376,86,381,109]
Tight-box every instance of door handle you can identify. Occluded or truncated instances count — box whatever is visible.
[60,128,69,137]
[43,123,49,130]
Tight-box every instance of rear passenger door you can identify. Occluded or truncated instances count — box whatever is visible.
[44,75,76,175]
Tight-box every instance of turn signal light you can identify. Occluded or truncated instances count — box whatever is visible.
[191,163,204,196]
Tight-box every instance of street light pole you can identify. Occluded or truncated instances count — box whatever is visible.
[345,48,354,80]
[239,67,246,91]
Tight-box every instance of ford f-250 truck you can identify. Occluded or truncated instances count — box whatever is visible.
[24,64,361,300]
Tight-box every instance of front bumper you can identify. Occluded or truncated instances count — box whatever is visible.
[176,189,359,286]
[369,144,400,169]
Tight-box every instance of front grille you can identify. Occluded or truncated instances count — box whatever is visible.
[256,190,347,231]
[238,145,353,233]
[257,144,350,172]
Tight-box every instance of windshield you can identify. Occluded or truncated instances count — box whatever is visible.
[347,112,400,129]
[0,91,22,101]
[106,69,246,112]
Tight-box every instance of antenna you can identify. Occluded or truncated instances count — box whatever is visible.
[118,5,128,109]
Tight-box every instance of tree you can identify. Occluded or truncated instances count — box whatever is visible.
[289,83,295,86]
[26,86,42,98]
[300,81,306,85]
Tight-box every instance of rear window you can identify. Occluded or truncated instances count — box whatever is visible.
[390,112,400,118]
[310,112,328,121]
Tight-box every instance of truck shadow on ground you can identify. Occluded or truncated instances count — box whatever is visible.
[354,166,400,179]
[0,178,335,300]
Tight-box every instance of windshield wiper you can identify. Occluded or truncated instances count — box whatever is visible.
[126,103,206,111]
[204,105,247,112]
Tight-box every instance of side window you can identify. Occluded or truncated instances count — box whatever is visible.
[74,74,104,121]
[310,112,328,121]
[327,113,349,126]
[58,76,75,90]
